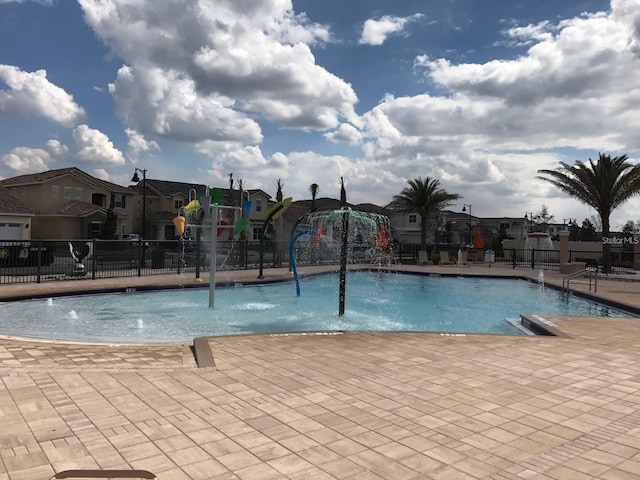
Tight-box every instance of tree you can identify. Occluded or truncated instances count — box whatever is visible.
[568,220,580,241]
[622,220,638,234]
[537,153,640,273]
[101,209,118,239]
[339,177,346,206]
[533,204,555,232]
[580,218,597,241]
[389,177,461,251]
[309,183,319,210]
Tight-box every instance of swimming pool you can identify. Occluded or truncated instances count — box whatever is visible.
[0,272,632,343]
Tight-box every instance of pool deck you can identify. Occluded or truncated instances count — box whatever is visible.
[1,265,640,479]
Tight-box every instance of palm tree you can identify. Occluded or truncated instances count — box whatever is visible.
[339,177,346,206]
[390,177,461,251]
[309,183,319,210]
[537,153,640,273]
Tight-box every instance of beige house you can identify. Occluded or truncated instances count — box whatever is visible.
[0,185,34,240]
[0,167,136,239]
[129,178,274,240]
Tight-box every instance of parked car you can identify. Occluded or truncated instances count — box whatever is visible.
[121,234,149,246]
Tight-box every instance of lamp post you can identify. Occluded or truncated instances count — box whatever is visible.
[563,218,575,231]
[524,212,533,234]
[131,168,147,240]
[131,168,147,276]
[462,204,472,247]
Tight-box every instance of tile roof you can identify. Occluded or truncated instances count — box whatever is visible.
[40,200,107,217]
[0,167,130,193]
[283,198,389,222]
[142,179,270,200]
[0,185,33,215]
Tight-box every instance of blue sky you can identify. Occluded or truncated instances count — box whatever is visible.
[2,0,640,228]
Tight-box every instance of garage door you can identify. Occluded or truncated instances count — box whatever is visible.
[0,223,22,241]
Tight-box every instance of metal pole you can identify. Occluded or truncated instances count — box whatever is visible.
[339,210,349,316]
[209,204,219,309]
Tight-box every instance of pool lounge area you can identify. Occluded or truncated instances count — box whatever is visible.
[1,264,640,479]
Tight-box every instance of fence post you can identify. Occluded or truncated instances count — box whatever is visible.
[531,248,535,269]
[36,238,42,283]
[137,239,142,277]
[91,238,97,280]
[512,248,516,269]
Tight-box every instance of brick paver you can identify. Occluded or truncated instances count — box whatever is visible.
[0,265,639,479]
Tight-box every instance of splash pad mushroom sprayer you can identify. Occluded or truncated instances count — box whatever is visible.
[292,207,392,316]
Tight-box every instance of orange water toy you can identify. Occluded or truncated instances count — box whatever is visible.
[172,215,186,235]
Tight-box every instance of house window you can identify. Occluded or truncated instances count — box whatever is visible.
[75,188,83,199]
[408,214,417,223]
[52,186,59,198]
[255,199,262,212]
[64,186,71,198]
[175,199,184,210]
[110,194,126,209]
[499,222,510,230]
[252,227,261,240]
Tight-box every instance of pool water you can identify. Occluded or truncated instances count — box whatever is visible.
[0,272,632,343]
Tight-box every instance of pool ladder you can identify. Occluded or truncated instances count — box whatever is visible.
[562,269,598,293]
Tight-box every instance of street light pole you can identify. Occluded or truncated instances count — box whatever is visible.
[131,168,147,240]
[524,212,533,234]
[131,168,147,276]
[462,204,472,247]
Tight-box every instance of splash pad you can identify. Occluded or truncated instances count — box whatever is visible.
[290,207,392,315]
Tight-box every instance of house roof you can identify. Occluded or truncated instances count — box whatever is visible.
[40,200,109,217]
[139,179,271,200]
[282,198,389,223]
[0,167,131,194]
[0,185,33,215]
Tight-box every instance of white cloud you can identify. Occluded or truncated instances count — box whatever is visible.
[125,128,159,161]
[0,126,125,178]
[109,65,263,144]
[359,13,424,46]
[79,0,357,138]
[72,125,126,165]
[324,123,363,145]
[2,147,52,174]
[0,65,86,127]
[92,168,110,180]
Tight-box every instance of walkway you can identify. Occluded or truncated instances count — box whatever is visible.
[1,265,640,479]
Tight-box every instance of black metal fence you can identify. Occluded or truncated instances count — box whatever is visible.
[1,239,637,284]
[0,237,353,284]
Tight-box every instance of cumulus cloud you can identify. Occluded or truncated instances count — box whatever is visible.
[78,0,357,140]
[324,123,363,144]
[359,13,424,46]
[0,65,86,127]
[72,125,126,165]
[125,128,159,161]
[355,0,640,223]
[2,147,52,174]
[0,125,125,178]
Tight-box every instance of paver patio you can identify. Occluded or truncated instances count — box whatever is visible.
[1,265,640,479]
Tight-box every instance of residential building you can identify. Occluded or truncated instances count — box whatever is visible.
[0,167,135,239]
[129,179,273,240]
[0,185,33,240]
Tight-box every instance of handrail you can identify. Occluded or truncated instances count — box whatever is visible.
[562,268,598,293]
